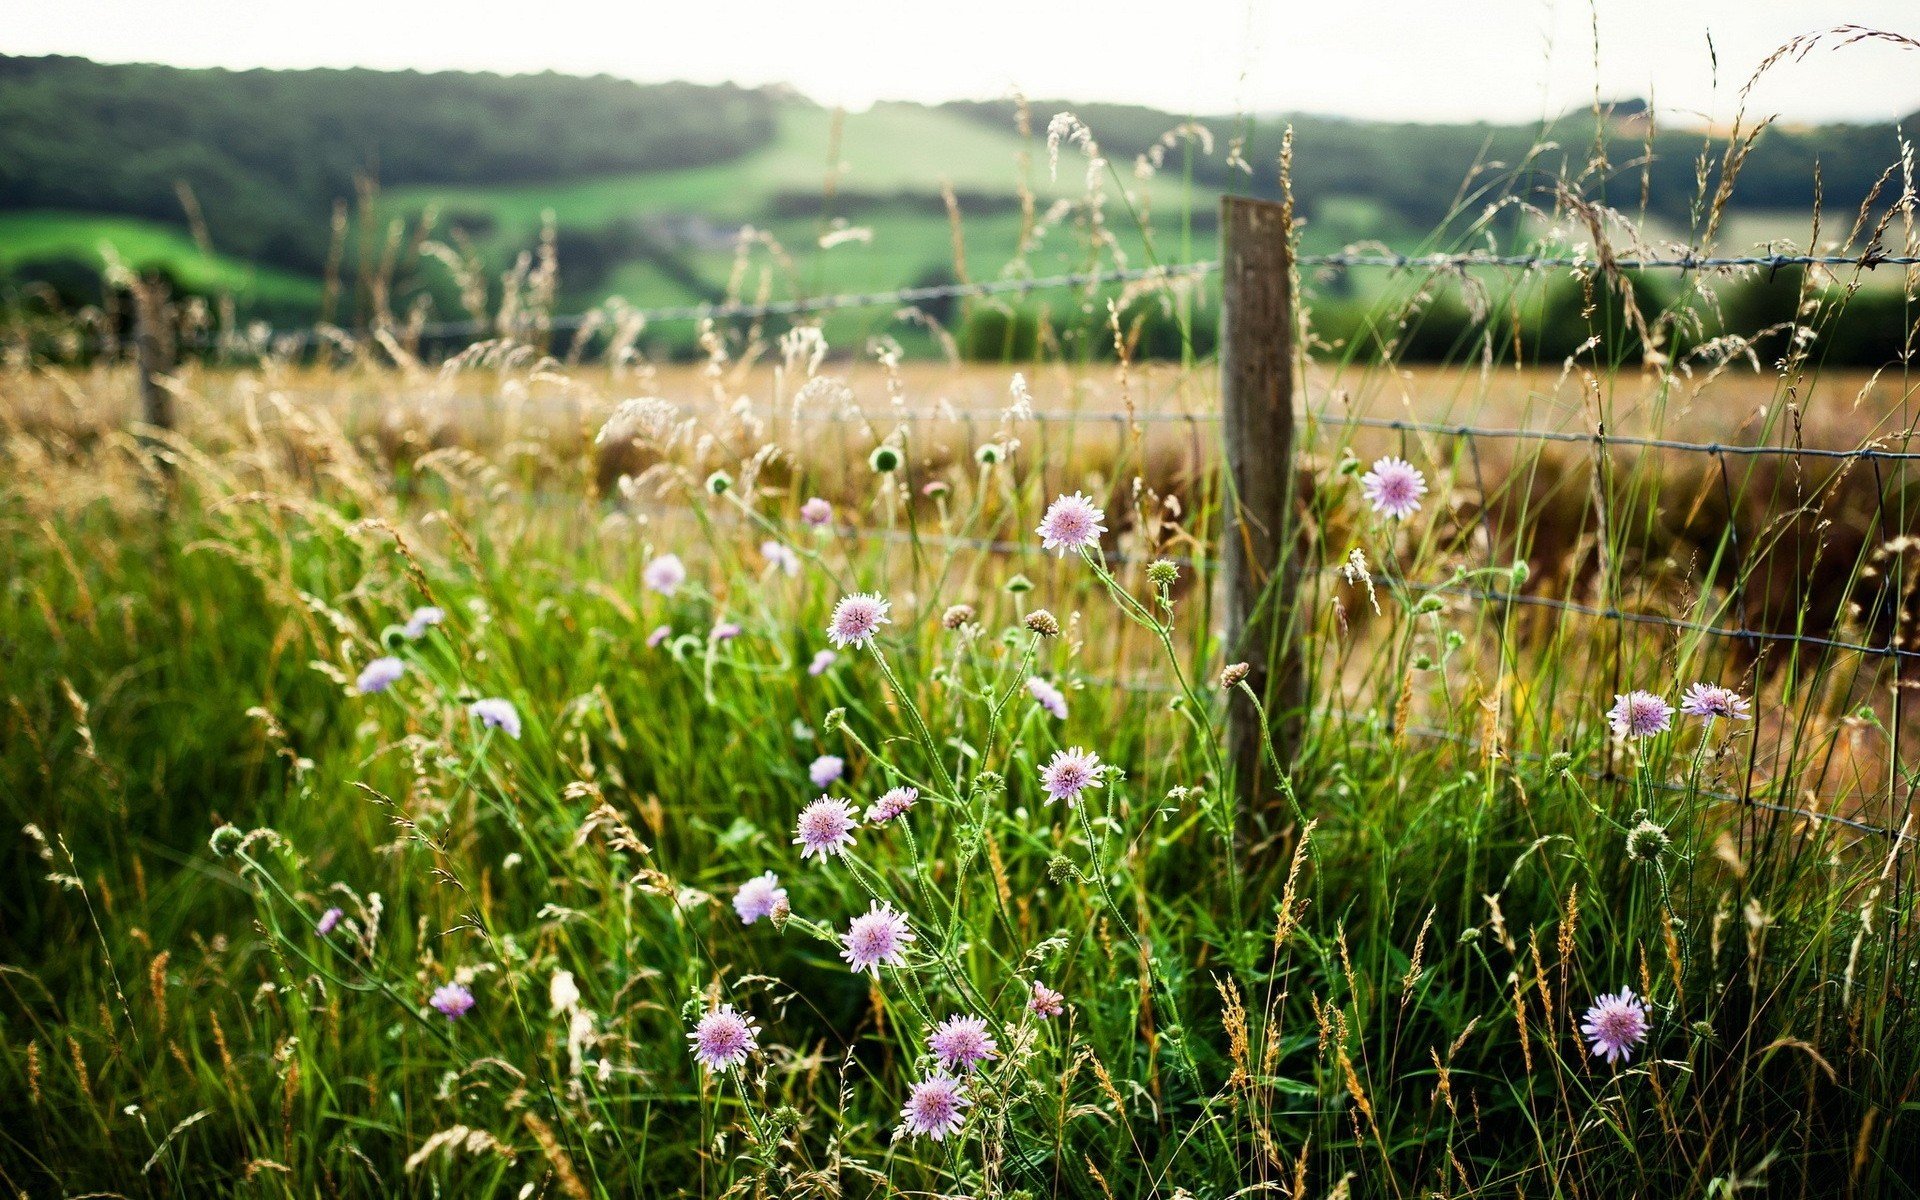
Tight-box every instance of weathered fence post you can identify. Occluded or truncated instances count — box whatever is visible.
[1220,195,1305,815]
[131,274,176,475]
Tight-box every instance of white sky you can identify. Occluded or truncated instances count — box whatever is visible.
[7,1,1919,125]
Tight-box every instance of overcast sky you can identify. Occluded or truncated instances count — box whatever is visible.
[8,1,1919,125]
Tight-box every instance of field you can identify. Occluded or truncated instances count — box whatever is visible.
[6,277,1920,1198]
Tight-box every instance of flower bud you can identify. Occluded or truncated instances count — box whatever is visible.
[1024,609,1060,637]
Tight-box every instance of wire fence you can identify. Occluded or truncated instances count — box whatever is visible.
[158,240,1920,837]
[202,246,1920,349]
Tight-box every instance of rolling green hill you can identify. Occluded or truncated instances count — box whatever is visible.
[2,53,1914,358]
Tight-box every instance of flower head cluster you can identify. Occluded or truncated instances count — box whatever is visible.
[643,553,687,596]
[430,982,474,1020]
[1679,683,1751,722]
[733,872,787,924]
[1361,456,1429,519]
[841,901,914,974]
[1039,746,1105,806]
[711,621,742,642]
[794,797,859,861]
[1036,492,1108,555]
[827,593,891,649]
[809,755,845,788]
[1581,988,1650,1064]
[800,497,833,528]
[897,1073,970,1141]
[647,624,673,649]
[470,698,522,739]
[928,1015,999,1073]
[688,1004,760,1072]
[866,786,918,824]
[1027,677,1068,720]
[401,606,445,639]
[356,656,405,694]
[1607,691,1674,739]
[316,907,344,936]
[762,540,800,577]
[808,649,837,676]
[1028,982,1066,1019]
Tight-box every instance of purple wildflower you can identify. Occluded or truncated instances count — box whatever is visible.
[356,656,405,694]
[928,1015,999,1073]
[643,553,687,596]
[827,593,891,649]
[1607,691,1674,739]
[470,698,522,739]
[429,982,475,1020]
[840,901,914,974]
[1028,982,1065,1019]
[897,1073,970,1141]
[711,621,742,642]
[733,872,787,925]
[1580,988,1650,1064]
[794,797,859,861]
[401,606,445,639]
[1679,683,1751,723]
[867,786,918,825]
[808,649,837,676]
[800,497,833,528]
[1035,492,1108,555]
[647,624,673,648]
[316,907,344,936]
[1360,456,1429,519]
[1027,677,1068,720]
[762,540,801,577]
[809,754,845,787]
[688,1004,760,1072]
[1039,746,1104,807]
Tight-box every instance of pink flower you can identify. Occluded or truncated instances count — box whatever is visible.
[1580,988,1650,1064]
[827,593,891,649]
[762,540,800,577]
[1360,456,1428,519]
[316,907,344,936]
[897,1073,970,1141]
[840,901,914,974]
[928,1015,998,1073]
[1679,683,1751,723]
[688,1004,760,1071]
[647,624,673,648]
[1607,691,1673,739]
[429,982,474,1020]
[711,621,742,642]
[808,649,837,676]
[800,497,833,528]
[470,698,522,739]
[1027,677,1068,720]
[1039,746,1104,806]
[643,553,687,596]
[1028,981,1065,1019]
[356,656,405,694]
[809,754,845,787]
[1036,492,1108,555]
[733,872,787,925]
[866,786,918,824]
[794,797,859,861]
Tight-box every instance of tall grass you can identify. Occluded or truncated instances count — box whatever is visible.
[5,57,1920,1197]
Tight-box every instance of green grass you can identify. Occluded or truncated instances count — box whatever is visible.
[0,211,323,307]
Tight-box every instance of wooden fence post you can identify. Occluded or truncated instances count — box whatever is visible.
[1220,195,1305,815]
[131,275,176,474]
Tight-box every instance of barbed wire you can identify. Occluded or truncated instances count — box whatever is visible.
[211,245,1920,351]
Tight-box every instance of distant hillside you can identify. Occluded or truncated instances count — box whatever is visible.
[938,99,1913,236]
[1,55,1915,342]
[0,55,777,274]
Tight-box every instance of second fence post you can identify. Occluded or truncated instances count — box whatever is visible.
[1220,195,1305,816]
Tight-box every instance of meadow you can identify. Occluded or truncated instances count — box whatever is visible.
[7,53,1920,1193]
